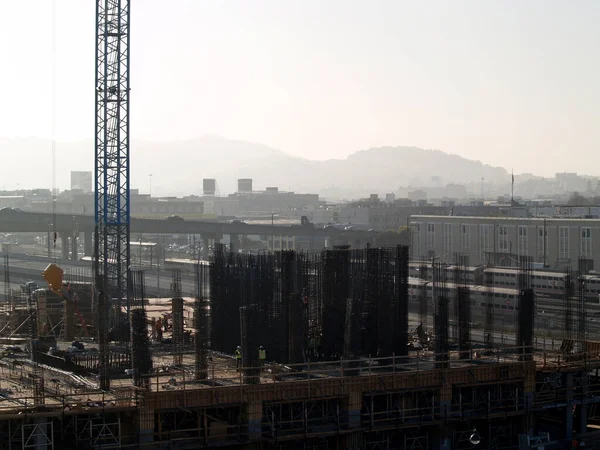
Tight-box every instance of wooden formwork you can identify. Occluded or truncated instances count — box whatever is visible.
[144,360,537,412]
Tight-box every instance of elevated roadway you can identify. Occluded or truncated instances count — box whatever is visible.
[0,209,374,241]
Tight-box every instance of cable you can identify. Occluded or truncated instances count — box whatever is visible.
[51,0,57,263]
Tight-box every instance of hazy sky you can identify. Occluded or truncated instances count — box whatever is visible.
[1,0,599,177]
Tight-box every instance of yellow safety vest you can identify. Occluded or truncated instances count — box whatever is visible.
[259,349,266,360]
[235,350,242,359]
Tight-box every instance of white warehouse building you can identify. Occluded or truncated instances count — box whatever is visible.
[410,215,600,271]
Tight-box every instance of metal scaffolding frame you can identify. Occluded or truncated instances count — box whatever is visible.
[263,398,342,439]
[21,422,53,450]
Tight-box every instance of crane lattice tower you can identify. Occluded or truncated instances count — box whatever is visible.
[94,0,131,390]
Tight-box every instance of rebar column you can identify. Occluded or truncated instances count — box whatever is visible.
[564,269,574,346]
[130,271,152,388]
[172,298,184,367]
[395,245,410,357]
[170,269,184,366]
[455,254,471,360]
[434,263,449,369]
[194,263,208,379]
[483,268,495,348]
[457,287,471,360]
[240,305,260,384]
[194,298,207,379]
[577,257,587,353]
[517,256,534,361]
[97,285,110,390]
[2,254,10,332]
[418,263,429,331]
[28,290,44,406]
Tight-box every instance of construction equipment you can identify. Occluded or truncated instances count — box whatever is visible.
[42,263,64,294]
[42,263,89,337]
[95,0,132,392]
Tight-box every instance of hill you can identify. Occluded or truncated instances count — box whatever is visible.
[0,137,509,198]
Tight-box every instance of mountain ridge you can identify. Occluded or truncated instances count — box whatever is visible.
[0,136,510,198]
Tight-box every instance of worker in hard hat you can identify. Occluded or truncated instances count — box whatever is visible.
[259,345,266,370]
[235,346,242,371]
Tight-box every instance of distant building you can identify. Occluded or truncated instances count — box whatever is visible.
[410,214,600,271]
[71,171,92,193]
[237,179,253,193]
[231,191,320,214]
[203,179,216,196]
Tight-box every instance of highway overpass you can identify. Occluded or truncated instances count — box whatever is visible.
[0,209,376,258]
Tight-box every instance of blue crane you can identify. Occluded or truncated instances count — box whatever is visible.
[94,0,131,391]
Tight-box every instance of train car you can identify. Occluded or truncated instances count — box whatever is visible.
[483,267,600,304]
[406,275,593,328]
[407,277,521,315]
[409,263,484,285]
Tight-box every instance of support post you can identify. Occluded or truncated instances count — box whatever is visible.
[84,231,93,257]
[342,390,362,429]
[138,407,154,444]
[229,233,238,252]
[565,372,574,441]
[247,400,262,440]
[61,232,69,259]
[71,232,78,261]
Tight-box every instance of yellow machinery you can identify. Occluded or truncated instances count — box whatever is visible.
[42,263,88,337]
[42,263,64,295]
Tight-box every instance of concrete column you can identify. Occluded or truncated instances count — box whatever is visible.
[61,232,69,259]
[229,233,239,252]
[342,390,362,429]
[71,232,78,261]
[247,400,262,440]
[200,234,209,260]
[579,373,588,434]
[47,229,52,258]
[84,231,93,257]
[138,407,155,444]
[439,385,452,450]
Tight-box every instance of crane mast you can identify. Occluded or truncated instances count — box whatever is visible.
[94,0,131,390]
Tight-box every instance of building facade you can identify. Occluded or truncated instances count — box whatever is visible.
[410,215,600,270]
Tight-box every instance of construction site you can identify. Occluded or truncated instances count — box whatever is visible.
[0,244,600,449]
[2,2,599,449]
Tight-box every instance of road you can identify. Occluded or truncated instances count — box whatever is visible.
[0,252,199,300]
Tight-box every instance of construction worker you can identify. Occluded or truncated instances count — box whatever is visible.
[235,346,242,370]
[155,318,163,341]
[259,346,266,369]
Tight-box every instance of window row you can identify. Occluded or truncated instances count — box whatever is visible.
[415,223,594,258]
